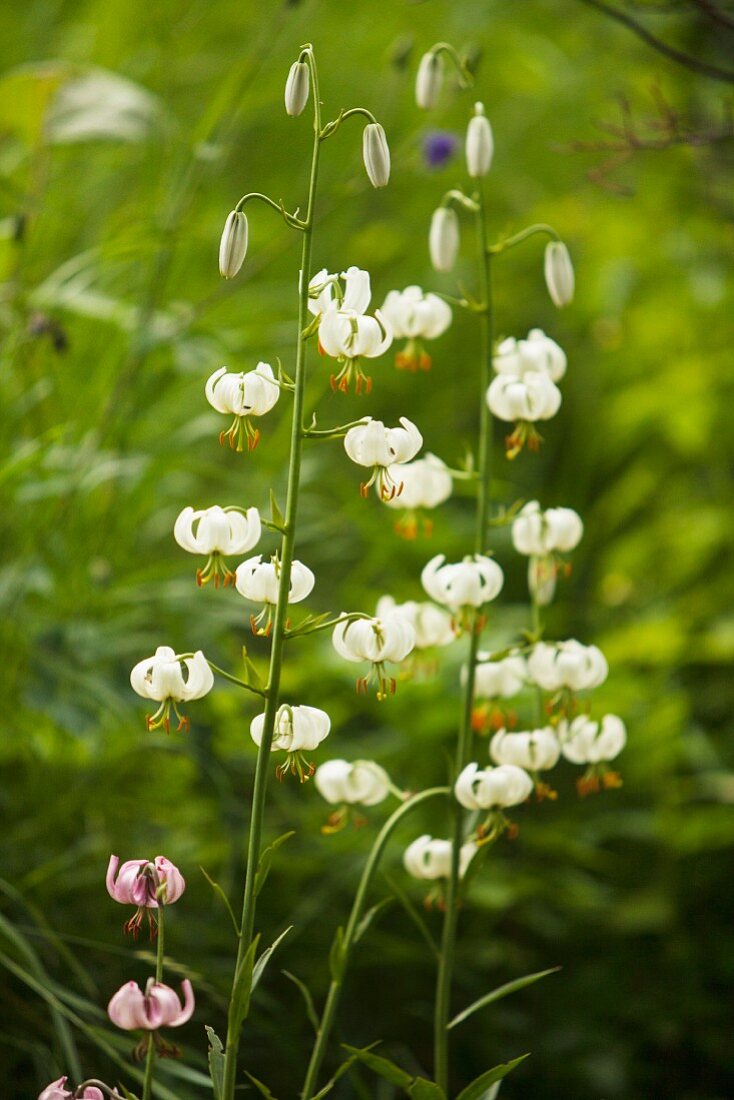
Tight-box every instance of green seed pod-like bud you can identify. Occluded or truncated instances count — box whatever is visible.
[218,210,248,279]
[363,123,391,189]
[466,101,494,178]
[284,61,310,117]
[415,51,443,110]
[544,240,575,308]
[429,207,460,273]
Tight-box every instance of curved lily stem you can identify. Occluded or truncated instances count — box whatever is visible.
[141,905,165,1100]
[320,105,378,141]
[220,43,322,1100]
[207,661,267,697]
[489,222,559,255]
[433,177,494,1096]
[428,41,474,87]
[234,191,306,231]
[285,612,369,641]
[301,787,450,1099]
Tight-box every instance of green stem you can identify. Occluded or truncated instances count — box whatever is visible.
[301,788,450,1099]
[489,222,558,255]
[433,179,494,1096]
[220,45,322,1100]
[531,593,544,727]
[208,661,266,696]
[142,906,166,1100]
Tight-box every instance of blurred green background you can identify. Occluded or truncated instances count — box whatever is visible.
[1,0,733,1097]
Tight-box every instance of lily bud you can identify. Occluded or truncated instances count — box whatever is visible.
[218,210,248,279]
[415,51,443,110]
[465,102,493,178]
[284,60,310,117]
[363,123,391,188]
[544,240,575,308]
[429,207,459,273]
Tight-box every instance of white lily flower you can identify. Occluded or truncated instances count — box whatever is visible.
[315,759,391,806]
[380,286,452,371]
[314,267,392,393]
[205,362,280,452]
[429,207,460,273]
[544,241,575,308]
[235,555,315,634]
[468,652,528,699]
[218,210,248,279]
[251,704,330,782]
[130,646,214,732]
[486,370,562,459]
[381,453,452,535]
[362,122,391,188]
[284,60,310,117]
[421,553,504,617]
[455,762,533,810]
[528,640,608,693]
[344,417,423,501]
[512,501,583,556]
[403,835,477,881]
[559,714,626,765]
[494,330,567,382]
[174,505,261,586]
[490,727,561,772]
[332,611,415,698]
[466,102,494,177]
[376,596,455,649]
[415,51,443,109]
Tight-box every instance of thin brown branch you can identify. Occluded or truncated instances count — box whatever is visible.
[693,0,734,31]
[576,0,734,83]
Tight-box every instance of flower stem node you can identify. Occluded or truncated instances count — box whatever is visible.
[284,60,310,117]
[219,210,248,279]
[362,122,391,188]
[205,363,280,452]
[344,417,423,501]
[130,647,214,733]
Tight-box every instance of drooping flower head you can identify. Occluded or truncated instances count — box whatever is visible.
[250,703,330,782]
[130,647,214,733]
[455,762,533,840]
[528,640,608,714]
[235,554,315,635]
[344,416,423,502]
[380,286,452,371]
[315,758,392,807]
[559,713,626,796]
[421,553,504,632]
[487,329,566,458]
[490,726,562,800]
[403,835,477,902]
[381,453,452,538]
[174,505,261,587]
[205,362,280,452]
[376,595,455,650]
[465,651,528,734]
[332,611,415,699]
[309,267,392,393]
[108,978,194,1059]
[38,1079,120,1100]
[512,500,583,605]
[106,854,185,938]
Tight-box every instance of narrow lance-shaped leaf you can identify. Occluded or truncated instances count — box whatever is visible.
[455,1054,530,1100]
[229,934,260,1033]
[255,830,295,896]
[408,1079,447,1099]
[282,969,320,1034]
[341,1044,413,1089]
[448,968,560,1030]
[205,1025,225,1100]
[200,866,241,936]
[244,1070,280,1099]
[354,897,393,943]
[251,926,293,992]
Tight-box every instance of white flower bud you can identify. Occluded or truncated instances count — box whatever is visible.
[218,210,248,279]
[403,835,477,881]
[363,123,391,188]
[284,60,310,117]
[429,207,460,273]
[465,102,494,178]
[415,51,443,109]
[544,241,575,308]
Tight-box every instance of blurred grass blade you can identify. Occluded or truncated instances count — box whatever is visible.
[448,968,560,1029]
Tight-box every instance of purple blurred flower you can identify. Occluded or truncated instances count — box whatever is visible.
[423,131,459,170]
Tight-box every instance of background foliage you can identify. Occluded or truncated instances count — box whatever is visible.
[1,0,733,1097]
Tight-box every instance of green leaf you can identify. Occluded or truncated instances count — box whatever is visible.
[229,935,260,1033]
[118,1087,141,1100]
[270,489,285,528]
[244,1070,280,1099]
[448,968,560,1030]
[341,1044,413,1088]
[205,1025,225,1100]
[329,925,346,981]
[408,1079,446,1100]
[255,831,295,896]
[454,1055,530,1100]
[200,866,241,936]
[383,872,440,961]
[241,646,264,691]
[282,969,319,1034]
[354,897,393,943]
[251,926,293,992]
